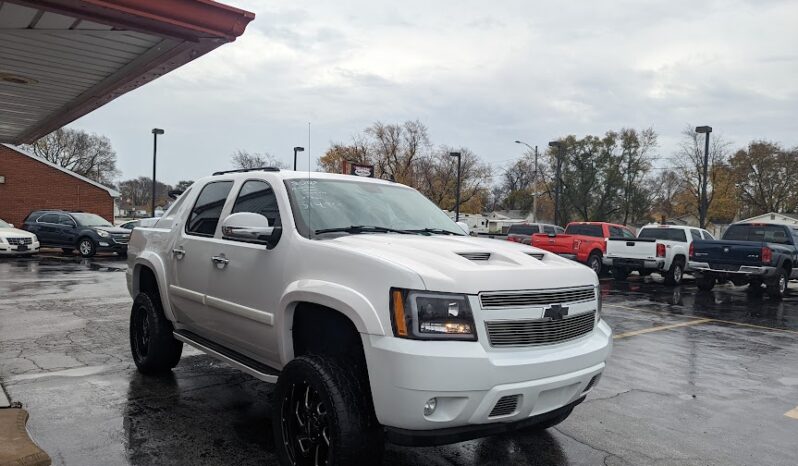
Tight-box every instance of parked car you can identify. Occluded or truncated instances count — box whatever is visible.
[506,223,565,244]
[118,220,141,230]
[531,221,635,275]
[0,218,39,256]
[22,210,130,258]
[604,224,714,285]
[126,168,612,465]
[689,222,798,298]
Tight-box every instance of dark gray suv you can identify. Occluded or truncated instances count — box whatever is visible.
[22,210,130,257]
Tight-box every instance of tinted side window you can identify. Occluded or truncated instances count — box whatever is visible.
[609,226,624,238]
[702,230,715,240]
[508,224,538,235]
[543,225,556,234]
[37,213,59,224]
[58,214,75,226]
[622,229,635,239]
[232,180,281,227]
[690,229,702,241]
[565,224,603,237]
[187,181,234,236]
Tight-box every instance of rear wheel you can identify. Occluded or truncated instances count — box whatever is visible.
[612,267,629,281]
[696,274,715,291]
[587,253,603,276]
[129,292,182,374]
[664,259,684,286]
[273,355,383,466]
[766,268,788,300]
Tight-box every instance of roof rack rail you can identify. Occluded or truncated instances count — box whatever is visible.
[212,167,281,176]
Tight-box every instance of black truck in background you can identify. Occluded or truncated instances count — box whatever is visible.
[689,223,798,299]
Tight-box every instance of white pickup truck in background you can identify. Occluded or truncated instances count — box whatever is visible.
[604,224,715,285]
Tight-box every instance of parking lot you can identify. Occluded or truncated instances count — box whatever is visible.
[1,252,798,466]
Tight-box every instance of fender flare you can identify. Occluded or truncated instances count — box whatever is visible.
[278,280,387,362]
[131,252,176,321]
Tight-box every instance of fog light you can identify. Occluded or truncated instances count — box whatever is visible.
[424,398,437,416]
[99,242,109,247]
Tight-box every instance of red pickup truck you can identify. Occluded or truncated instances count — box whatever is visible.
[531,222,636,274]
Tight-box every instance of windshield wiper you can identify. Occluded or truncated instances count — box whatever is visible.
[314,225,415,235]
[406,228,464,236]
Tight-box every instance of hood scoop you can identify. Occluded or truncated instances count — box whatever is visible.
[457,252,492,261]
[527,252,545,260]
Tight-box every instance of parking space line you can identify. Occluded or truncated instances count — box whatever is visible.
[785,406,798,420]
[613,319,713,340]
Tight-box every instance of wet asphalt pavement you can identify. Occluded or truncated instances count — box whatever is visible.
[2,253,798,465]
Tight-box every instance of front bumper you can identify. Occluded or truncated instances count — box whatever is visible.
[363,320,611,437]
[96,239,128,253]
[689,262,776,278]
[604,257,665,270]
[0,241,40,255]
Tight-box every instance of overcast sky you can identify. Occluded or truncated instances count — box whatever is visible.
[68,0,798,185]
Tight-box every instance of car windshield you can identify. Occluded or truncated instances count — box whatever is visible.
[638,228,687,242]
[0,219,10,228]
[71,213,112,227]
[285,179,465,237]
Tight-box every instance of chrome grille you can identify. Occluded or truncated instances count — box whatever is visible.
[458,252,491,261]
[489,395,520,417]
[480,286,595,309]
[485,311,596,347]
[112,234,129,244]
[6,237,32,245]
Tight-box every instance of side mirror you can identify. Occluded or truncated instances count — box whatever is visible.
[456,221,470,235]
[221,212,280,246]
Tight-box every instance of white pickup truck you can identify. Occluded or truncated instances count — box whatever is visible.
[604,224,715,285]
[126,168,612,465]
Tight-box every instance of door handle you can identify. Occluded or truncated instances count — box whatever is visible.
[172,247,186,259]
[211,255,229,269]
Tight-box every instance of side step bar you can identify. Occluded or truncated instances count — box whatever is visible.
[173,329,280,383]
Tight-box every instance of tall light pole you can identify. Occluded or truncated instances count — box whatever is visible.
[151,128,164,217]
[548,140,564,226]
[293,146,305,171]
[514,140,538,222]
[450,152,462,222]
[695,126,712,228]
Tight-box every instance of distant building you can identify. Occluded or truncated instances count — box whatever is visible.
[738,212,798,226]
[0,144,119,225]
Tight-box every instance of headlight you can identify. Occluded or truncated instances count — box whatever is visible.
[390,289,477,340]
[96,229,110,237]
[595,284,602,323]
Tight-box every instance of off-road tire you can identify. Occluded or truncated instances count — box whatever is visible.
[587,253,603,276]
[612,267,629,281]
[696,274,715,291]
[129,292,182,374]
[273,355,383,466]
[766,268,788,300]
[664,259,684,286]
[77,237,96,258]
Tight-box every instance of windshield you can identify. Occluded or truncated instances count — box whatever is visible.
[72,213,112,227]
[638,228,687,242]
[285,179,465,237]
[0,219,10,228]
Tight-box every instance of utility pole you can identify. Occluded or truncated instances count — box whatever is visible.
[514,140,539,222]
[548,140,564,226]
[449,152,462,222]
[695,126,712,228]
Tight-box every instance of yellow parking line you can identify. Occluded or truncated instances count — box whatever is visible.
[785,406,798,420]
[613,319,713,340]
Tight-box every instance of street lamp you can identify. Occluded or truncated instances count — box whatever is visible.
[695,125,712,228]
[293,146,305,171]
[449,152,462,222]
[151,128,164,217]
[514,140,539,222]
[548,140,564,226]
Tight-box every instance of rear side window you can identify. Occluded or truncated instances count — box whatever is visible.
[542,225,556,234]
[690,229,702,241]
[232,180,281,227]
[638,228,687,242]
[186,181,234,237]
[508,224,539,235]
[565,224,603,237]
[609,226,625,238]
[724,224,792,244]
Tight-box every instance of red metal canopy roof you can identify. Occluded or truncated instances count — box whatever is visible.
[0,0,255,144]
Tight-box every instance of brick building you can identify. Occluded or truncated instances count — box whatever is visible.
[0,144,119,226]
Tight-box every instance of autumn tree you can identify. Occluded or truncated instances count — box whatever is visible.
[24,127,120,185]
[318,138,370,173]
[730,141,798,216]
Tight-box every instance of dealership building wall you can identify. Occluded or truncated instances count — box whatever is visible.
[0,144,118,226]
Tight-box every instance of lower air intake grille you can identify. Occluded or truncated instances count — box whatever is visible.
[489,395,520,417]
[583,375,599,393]
[485,311,596,347]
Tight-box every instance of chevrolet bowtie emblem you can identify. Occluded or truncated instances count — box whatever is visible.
[544,304,569,321]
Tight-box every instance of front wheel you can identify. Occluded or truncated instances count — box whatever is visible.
[696,274,715,291]
[766,268,788,300]
[78,238,96,258]
[273,355,383,466]
[130,292,182,374]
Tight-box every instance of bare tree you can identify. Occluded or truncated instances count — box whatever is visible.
[24,128,120,184]
[415,147,492,213]
[649,169,683,220]
[673,126,731,227]
[231,149,287,170]
[119,177,173,210]
[367,120,431,184]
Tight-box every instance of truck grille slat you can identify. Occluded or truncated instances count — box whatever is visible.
[480,287,595,309]
[485,312,596,347]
